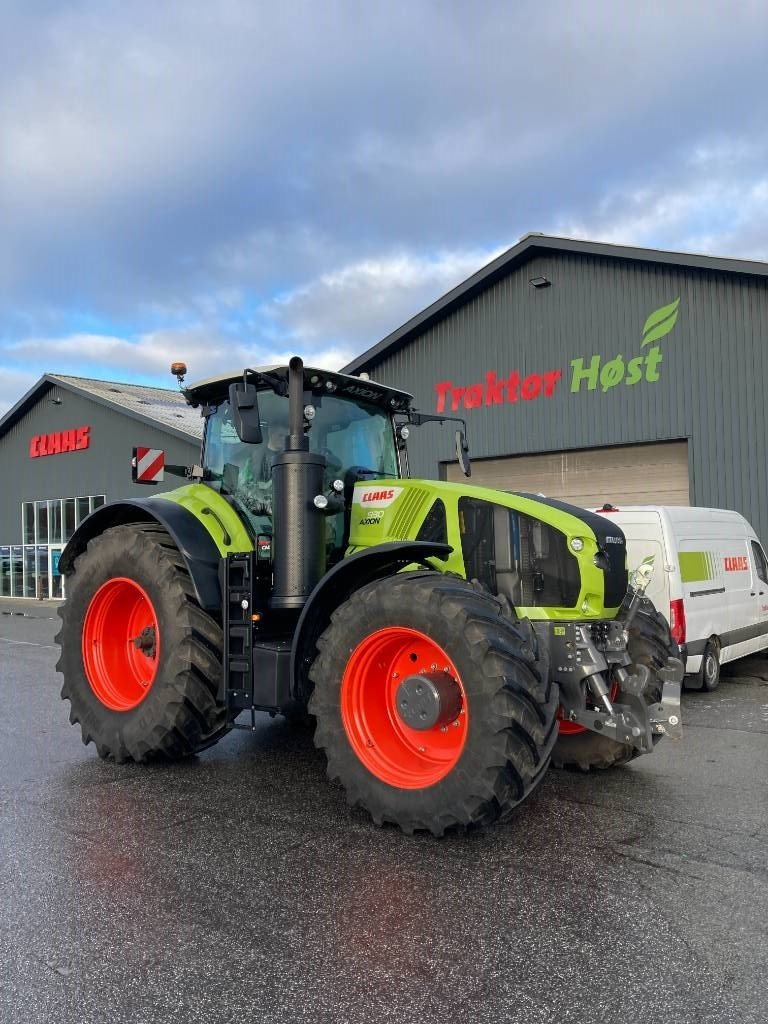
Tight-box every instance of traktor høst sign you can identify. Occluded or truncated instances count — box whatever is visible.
[434,298,680,413]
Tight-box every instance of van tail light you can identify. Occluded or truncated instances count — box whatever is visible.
[669,598,686,646]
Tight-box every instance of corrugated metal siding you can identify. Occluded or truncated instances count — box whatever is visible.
[445,440,690,508]
[0,384,200,542]
[367,252,768,542]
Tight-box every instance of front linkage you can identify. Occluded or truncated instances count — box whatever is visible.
[538,559,683,753]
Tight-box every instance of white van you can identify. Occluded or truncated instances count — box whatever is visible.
[594,505,768,690]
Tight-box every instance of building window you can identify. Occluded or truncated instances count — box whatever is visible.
[0,547,9,597]
[8,495,105,598]
[48,500,63,545]
[51,549,63,599]
[23,547,36,597]
[36,501,48,544]
[64,499,76,541]
[11,547,22,596]
[23,503,34,544]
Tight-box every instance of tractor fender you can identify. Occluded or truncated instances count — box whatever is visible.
[290,540,452,702]
[58,498,222,612]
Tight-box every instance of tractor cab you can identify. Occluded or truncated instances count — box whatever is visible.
[185,364,411,565]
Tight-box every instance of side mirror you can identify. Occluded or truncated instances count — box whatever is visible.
[228,382,263,444]
[455,429,471,478]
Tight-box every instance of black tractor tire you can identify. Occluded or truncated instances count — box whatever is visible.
[308,572,559,836]
[552,598,678,771]
[56,523,227,762]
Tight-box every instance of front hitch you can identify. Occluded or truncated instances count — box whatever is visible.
[563,656,684,752]
[649,656,684,740]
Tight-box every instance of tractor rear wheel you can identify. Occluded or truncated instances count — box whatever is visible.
[552,598,678,771]
[56,523,227,761]
[308,573,559,835]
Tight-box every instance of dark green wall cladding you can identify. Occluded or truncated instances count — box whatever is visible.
[366,251,768,543]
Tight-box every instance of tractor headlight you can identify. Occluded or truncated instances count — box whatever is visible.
[570,537,584,552]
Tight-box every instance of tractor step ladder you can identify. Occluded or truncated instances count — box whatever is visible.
[222,551,256,728]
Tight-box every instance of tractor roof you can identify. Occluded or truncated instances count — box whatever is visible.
[185,364,413,412]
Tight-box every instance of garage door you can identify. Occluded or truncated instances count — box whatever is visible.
[445,440,689,508]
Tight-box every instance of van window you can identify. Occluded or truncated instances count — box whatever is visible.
[751,541,768,585]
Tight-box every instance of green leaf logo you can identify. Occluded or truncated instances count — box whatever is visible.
[641,297,680,348]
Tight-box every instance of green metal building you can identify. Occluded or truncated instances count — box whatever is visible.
[344,234,768,541]
[0,376,200,598]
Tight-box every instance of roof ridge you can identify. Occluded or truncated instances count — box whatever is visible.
[49,373,180,394]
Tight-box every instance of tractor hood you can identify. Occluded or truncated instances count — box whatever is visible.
[347,479,629,618]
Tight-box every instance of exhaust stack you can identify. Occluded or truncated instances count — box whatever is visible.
[270,356,326,609]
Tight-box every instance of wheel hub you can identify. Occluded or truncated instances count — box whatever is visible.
[395,672,463,731]
[131,625,157,659]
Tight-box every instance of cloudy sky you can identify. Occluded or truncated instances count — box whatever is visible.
[2,0,767,414]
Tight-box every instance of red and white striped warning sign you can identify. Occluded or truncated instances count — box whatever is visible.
[133,447,165,483]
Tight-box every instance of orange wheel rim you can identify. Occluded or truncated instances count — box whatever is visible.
[340,627,467,789]
[82,578,160,711]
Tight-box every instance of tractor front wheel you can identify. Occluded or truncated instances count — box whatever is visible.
[308,573,558,835]
[56,523,227,761]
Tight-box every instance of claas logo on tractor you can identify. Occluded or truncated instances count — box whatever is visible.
[56,355,683,837]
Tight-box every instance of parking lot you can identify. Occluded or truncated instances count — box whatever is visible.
[1,601,766,1024]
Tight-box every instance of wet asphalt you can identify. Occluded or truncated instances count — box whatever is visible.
[1,602,767,1024]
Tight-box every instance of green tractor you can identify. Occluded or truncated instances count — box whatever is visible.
[57,357,682,835]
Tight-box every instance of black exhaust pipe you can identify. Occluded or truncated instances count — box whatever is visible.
[270,356,326,610]
[287,355,307,452]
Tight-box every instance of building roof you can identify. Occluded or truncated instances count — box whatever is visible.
[342,233,768,374]
[0,374,203,444]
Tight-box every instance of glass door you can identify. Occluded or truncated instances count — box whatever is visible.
[50,548,64,599]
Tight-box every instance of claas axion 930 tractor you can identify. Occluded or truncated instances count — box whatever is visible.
[57,356,683,835]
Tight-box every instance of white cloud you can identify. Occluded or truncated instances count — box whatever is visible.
[554,148,768,262]
[2,0,768,380]
[0,367,41,418]
[3,324,356,401]
[263,246,506,347]
[2,1,768,324]
[0,243,501,393]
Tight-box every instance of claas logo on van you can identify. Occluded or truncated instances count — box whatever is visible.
[724,556,749,572]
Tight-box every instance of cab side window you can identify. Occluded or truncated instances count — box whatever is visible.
[750,541,768,585]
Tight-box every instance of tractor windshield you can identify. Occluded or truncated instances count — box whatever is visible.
[204,390,399,555]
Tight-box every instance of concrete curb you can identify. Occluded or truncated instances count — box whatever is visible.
[0,598,64,620]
